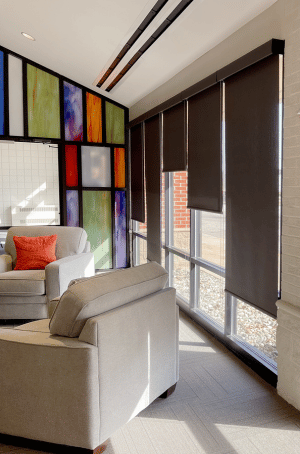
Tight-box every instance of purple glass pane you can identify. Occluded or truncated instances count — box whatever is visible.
[0,51,4,135]
[115,191,127,268]
[66,190,79,227]
[64,81,83,141]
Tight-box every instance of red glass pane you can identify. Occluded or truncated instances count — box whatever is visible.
[65,145,78,187]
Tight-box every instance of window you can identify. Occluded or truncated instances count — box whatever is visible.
[0,141,60,227]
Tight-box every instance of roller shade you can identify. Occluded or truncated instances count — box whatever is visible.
[130,123,145,223]
[145,115,161,264]
[187,83,222,212]
[163,101,186,172]
[225,55,280,317]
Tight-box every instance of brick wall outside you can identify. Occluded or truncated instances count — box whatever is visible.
[140,171,190,231]
[173,171,190,229]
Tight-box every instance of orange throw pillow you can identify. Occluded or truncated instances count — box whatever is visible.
[13,235,57,270]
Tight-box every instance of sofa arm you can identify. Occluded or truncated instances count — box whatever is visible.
[0,328,100,449]
[0,254,12,273]
[79,287,179,444]
[45,252,95,303]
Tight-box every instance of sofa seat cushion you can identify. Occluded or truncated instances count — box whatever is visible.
[0,270,46,296]
[15,319,50,333]
[50,261,168,338]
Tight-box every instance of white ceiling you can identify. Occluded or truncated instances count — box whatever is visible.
[0,0,277,108]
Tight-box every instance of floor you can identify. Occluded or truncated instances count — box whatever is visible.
[1,312,300,454]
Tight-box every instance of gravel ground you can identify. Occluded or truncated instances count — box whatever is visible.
[136,234,278,364]
[173,267,277,363]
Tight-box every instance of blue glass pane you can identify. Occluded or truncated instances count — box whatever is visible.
[66,190,79,227]
[64,81,83,141]
[0,51,4,135]
[115,191,127,268]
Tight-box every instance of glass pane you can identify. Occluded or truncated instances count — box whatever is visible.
[0,142,60,226]
[66,190,79,227]
[65,145,78,187]
[64,81,83,141]
[86,92,102,143]
[27,64,60,139]
[81,146,111,187]
[200,210,225,267]
[172,171,190,252]
[198,267,225,327]
[133,236,147,266]
[114,148,125,188]
[0,51,4,135]
[115,191,127,268]
[236,299,278,362]
[173,255,190,302]
[106,102,125,144]
[161,172,165,245]
[8,54,24,136]
[83,191,112,269]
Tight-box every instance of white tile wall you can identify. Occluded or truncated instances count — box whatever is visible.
[0,141,60,226]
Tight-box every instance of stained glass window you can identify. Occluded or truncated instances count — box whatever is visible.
[64,81,83,141]
[83,191,112,269]
[115,191,127,268]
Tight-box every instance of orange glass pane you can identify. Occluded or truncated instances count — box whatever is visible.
[87,92,102,143]
[65,145,78,187]
[114,147,125,188]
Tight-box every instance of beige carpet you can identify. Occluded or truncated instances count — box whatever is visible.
[1,312,300,454]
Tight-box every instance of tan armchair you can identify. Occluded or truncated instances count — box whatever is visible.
[0,262,179,453]
[0,226,95,320]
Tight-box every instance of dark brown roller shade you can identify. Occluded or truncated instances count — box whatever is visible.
[187,83,222,212]
[163,101,186,172]
[225,55,280,317]
[130,123,145,223]
[145,115,161,263]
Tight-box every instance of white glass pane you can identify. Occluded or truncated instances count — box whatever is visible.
[81,146,111,187]
[0,141,60,226]
[8,54,24,136]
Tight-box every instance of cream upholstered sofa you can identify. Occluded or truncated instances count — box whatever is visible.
[0,262,179,453]
[0,226,95,320]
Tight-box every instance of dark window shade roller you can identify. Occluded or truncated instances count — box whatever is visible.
[225,55,280,318]
[130,123,145,223]
[187,83,222,212]
[163,101,186,172]
[145,114,161,264]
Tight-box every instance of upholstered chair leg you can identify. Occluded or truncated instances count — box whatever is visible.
[159,383,177,398]
[93,440,109,453]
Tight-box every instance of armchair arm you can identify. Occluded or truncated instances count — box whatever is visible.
[45,252,95,303]
[0,254,12,273]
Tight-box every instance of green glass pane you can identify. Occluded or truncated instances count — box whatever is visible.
[83,191,112,269]
[105,102,125,144]
[27,64,60,138]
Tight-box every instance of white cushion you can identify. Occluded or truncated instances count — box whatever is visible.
[49,262,168,338]
[0,270,45,296]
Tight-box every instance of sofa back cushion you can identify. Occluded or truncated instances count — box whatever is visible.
[6,226,87,267]
[49,262,168,338]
